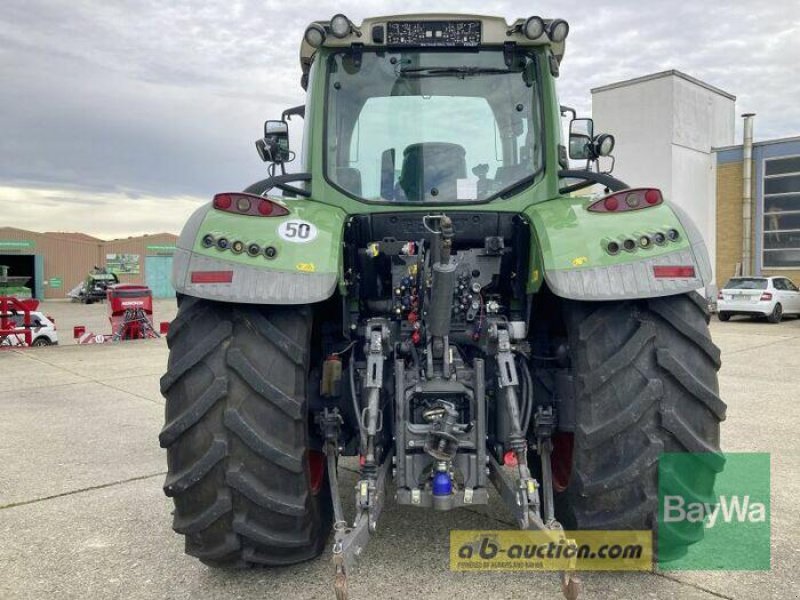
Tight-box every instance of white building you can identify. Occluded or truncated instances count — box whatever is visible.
[591,70,736,284]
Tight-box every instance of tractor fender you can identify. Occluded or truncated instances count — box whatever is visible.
[525,196,711,301]
[172,199,346,304]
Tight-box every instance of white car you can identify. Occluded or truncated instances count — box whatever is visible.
[0,311,59,346]
[717,276,800,323]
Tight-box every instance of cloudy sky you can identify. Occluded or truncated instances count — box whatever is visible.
[1,1,798,238]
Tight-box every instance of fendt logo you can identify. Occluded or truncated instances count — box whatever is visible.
[662,495,767,528]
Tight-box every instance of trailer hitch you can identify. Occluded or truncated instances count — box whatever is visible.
[330,450,392,600]
[320,406,393,600]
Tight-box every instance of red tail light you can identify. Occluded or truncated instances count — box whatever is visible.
[760,292,773,301]
[588,188,663,213]
[213,193,289,217]
[653,265,695,278]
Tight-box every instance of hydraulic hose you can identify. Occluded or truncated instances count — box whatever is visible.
[349,359,367,451]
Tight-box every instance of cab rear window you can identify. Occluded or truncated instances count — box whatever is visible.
[723,278,767,290]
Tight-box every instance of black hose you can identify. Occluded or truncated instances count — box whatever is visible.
[519,358,535,435]
[349,359,366,450]
[515,355,530,435]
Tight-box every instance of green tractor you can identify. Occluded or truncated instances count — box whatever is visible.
[160,13,725,598]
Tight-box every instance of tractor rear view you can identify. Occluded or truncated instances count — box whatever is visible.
[159,13,725,599]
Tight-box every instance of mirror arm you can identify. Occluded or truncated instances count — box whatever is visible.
[558,169,629,195]
[244,173,312,197]
[281,105,306,121]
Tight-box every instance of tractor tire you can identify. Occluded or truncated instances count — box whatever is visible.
[559,292,726,560]
[159,296,332,567]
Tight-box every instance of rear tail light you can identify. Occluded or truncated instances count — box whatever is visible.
[213,192,289,217]
[653,265,696,278]
[588,188,663,213]
[760,292,773,301]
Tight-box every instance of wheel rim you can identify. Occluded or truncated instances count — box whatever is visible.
[308,450,326,495]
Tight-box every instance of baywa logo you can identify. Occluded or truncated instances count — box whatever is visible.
[658,452,770,570]
[663,494,766,528]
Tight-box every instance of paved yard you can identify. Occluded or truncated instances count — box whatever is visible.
[1,306,798,599]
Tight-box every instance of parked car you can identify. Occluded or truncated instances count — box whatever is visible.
[717,276,800,323]
[0,311,59,346]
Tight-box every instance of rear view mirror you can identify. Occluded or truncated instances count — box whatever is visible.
[255,120,291,163]
[568,118,594,160]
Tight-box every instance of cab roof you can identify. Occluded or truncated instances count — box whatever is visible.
[299,14,567,85]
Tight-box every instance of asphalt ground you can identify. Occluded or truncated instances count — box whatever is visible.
[1,301,798,599]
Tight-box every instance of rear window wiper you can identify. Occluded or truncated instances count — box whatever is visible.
[398,66,518,78]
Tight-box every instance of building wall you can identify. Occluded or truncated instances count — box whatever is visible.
[0,227,177,299]
[715,162,750,285]
[715,138,800,286]
[103,233,178,285]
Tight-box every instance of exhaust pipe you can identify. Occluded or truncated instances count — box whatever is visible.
[741,113,755,276]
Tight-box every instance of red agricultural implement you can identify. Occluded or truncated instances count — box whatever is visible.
[75,284,168,344]
[0,297,39,347]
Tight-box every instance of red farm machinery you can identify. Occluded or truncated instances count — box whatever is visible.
[0,297,41,347]
[75,283,168,344]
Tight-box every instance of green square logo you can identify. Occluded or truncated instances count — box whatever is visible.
[658,452,770,570]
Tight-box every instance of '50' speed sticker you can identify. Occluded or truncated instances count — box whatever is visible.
[278,220,318,243]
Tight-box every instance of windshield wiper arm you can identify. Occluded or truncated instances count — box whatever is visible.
[399,66,518,77]
[486,174,537,201]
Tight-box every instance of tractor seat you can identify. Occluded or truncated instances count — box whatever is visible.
[398,142,467,202]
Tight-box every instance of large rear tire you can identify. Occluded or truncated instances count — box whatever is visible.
[159,296,331,566]
[559,292,726,560]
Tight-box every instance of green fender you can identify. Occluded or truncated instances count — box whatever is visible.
[524,196,712,300]
[172,197,346,304]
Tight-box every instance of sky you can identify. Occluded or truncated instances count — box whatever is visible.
[1,0,799,238]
